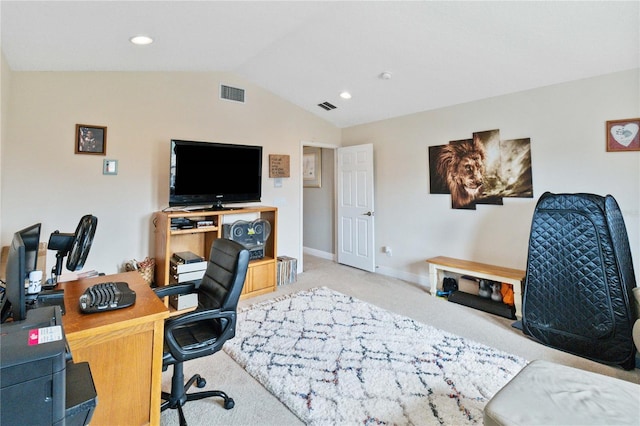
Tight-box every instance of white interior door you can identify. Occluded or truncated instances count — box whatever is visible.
[337,144,375,272]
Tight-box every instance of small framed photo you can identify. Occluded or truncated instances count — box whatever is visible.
[303,147,322,188]
[606,118,640,152]
[75,124,107,155]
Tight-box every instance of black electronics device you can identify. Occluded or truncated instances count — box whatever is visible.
[247,247,265,260]
[171,218,196,229]
[0,306,97,426]
[170,139,262,209]
[27,289,66,315]
[0,215,98,323]
[172,251,205,264]
[0,307,66,425]
[79,282,136,314]
[4,215,97,323]
[64,361,98,426]
[222,219,271,260]
[5,223,41,322]
[222,219,270,246]
[171,217,191,225]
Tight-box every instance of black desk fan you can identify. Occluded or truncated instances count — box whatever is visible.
[45,215,98,287]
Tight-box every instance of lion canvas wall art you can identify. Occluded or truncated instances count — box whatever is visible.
[429,129,533,209]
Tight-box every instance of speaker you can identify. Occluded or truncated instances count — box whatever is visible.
[223,219,271,250]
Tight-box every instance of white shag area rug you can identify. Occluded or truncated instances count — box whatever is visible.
[223,287,527,425]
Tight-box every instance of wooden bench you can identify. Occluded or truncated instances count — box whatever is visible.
[426,256,526,319]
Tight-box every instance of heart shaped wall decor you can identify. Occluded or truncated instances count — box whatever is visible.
[610,123,639,147]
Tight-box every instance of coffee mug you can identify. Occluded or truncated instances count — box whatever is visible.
[27,270,43,294]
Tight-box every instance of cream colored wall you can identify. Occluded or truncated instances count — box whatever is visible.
[303,147,335,255]
[3,68,639,285]
[342,69,640,284]
[0,51,11,236]
[1,71,340,275]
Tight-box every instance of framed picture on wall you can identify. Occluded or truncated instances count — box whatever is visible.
[75,124,107,155]
[606,118,640,152]
[303,147,322,188]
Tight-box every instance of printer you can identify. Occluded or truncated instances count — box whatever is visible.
[0,306,97,426]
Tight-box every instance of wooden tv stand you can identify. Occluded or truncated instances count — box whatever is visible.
[426,256,525,319]
[154,206,277,306]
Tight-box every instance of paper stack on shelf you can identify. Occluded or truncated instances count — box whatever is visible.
[277,256,297,286]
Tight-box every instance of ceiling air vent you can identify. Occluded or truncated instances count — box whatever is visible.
[318,101,337,111]
[220,84,245,103]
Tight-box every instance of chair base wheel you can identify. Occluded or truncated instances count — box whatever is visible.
[161,368,236,425]
[224,398,235,410]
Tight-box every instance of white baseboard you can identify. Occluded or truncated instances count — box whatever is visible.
[302,248,431,289]
[375,265,430,289]
[303,247,335,261]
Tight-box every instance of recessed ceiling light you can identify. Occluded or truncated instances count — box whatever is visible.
[379,72,392,80]
[129,35,154,45]
[340,91,352,100]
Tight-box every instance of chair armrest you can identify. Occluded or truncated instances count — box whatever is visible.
[165,308,232,329]
[164,308,236,362]
[153,281,197,299]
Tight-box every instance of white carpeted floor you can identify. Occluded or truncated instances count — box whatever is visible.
[160,255,640,425]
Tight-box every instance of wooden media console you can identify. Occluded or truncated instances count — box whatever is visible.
[154,206,278,312]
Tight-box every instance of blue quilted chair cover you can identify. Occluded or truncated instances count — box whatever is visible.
[522,192,638,369]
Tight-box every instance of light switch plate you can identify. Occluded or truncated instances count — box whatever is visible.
[103,159,118,175]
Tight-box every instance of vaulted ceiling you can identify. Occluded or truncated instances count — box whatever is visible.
[2,1,638,128]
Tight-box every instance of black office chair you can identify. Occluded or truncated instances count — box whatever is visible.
[154,238,249,426]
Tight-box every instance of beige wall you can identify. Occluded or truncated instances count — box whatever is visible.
[1,71,340,275]
[342,69,640,283]
[0,50,11,237]
[303,147,335,255]
[3,67,639,285]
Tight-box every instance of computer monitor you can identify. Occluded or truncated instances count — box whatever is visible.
[5,223,41,321]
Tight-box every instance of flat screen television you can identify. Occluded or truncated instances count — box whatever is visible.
[169,140,263,209]
[5,223,41,321]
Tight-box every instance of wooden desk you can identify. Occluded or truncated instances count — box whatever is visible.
[61,271,169,425]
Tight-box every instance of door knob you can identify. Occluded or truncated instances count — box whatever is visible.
[362,211,374,216]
